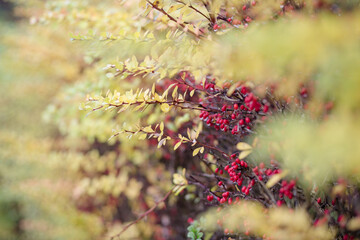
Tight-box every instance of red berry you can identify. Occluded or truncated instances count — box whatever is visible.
[219,169,223,175]
[232,19,241,25]
[288,180,296,189]
[245,117,251,123]
[317,197,321,204]
[232,125,238,133]
[241,86,247,94]
[242,5,247,10]
[221,105,227,112]
[288,193,293,199]
[218,181,223,187]
[239,119,245,125]
[215,167,219,174]
[263,105,269,113]
[265,169,273,176]
[259,162,265,169]
[234,104,239,110]
[300,87,307,96]
[231,113,236,120]
[250,179,255,186]
[207,195,214,201]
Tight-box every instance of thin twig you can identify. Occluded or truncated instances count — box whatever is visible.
[110,187,174,240]
[175,0,211,22]
[146,0,203,39]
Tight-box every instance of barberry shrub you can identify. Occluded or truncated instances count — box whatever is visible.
[25,0,360,239]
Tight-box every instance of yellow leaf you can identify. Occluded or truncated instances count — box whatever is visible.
[168,4,183,13]
[131,55,138,68]
[236,142,253,151]
[152,0,164,8]
[143,126,154,133]
[166,30,172,39]
[160,121,164,133]
[190,89,196,97]
[266,170,289,188]
[252,137,259,148]
[154,93,165,102]
[195,121,202,139]
[347,217,360,231]
[200,147,204,153]
[332,184,346,197]
[139,0,146,8]
[193,147,202,156]
[151,83,156,95]
[238,149,252,159]
[138,133,147,140]
[174,141,182,150]
[227,84,237,96]
[173,168,188,195]
[161,103,171,113]
[133,101,146,111]
[172,86,178,99]
[158,138,166,148]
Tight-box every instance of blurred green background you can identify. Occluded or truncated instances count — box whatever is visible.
[0,1,102,239]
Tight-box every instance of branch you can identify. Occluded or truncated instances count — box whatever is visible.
[175,0,211,22]
[146,0,203,39]
[110,187,174,240]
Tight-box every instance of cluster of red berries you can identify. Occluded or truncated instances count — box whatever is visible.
[212,1,256,31]
[199,86,270,137]
[276,179,297,206]
[252,162,281,181]
[208,156,284,205]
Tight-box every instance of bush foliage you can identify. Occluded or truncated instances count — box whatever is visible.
[1,0,360,239]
